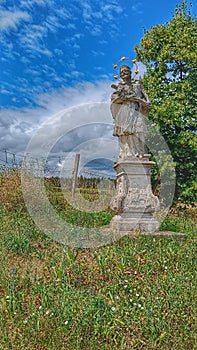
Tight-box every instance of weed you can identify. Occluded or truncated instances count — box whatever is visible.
[0,169,196,349]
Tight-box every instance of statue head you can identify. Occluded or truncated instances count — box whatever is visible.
[119,65,131,82]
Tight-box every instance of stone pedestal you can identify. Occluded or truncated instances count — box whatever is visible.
[110,155,160,233]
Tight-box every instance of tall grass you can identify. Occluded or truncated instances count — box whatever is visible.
[0,167,25,211]
[0,168,196,349]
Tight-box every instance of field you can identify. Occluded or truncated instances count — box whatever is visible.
[0,169,196,349]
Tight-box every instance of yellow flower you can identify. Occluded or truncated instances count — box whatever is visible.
[113,64,117,69]
[113,75,118,79]
[120,56,126,61]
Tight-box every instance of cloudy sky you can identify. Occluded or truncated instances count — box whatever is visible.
[0,0,196,172]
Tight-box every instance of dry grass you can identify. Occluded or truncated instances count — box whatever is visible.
[0,168,25,211]
[0,167,196,349]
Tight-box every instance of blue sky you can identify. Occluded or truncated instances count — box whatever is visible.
[0,0,196,169]
[1,0,196,108]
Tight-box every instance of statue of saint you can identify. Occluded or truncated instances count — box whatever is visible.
[110,64,152,159]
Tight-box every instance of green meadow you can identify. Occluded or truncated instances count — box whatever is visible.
[0,169,196,349]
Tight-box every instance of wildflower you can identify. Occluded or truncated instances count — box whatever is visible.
[111,307,116,311]
[38,305,42,310]
[134,271,137,275]
[64,320,68,325]
[136,293,139,297]
[23,320,28,324]
[6,295,10,300]
[124,285,127,289]
[115,295,119,300]
[138,303,142,308]
[129,299,133,302]
[45,310,50,315]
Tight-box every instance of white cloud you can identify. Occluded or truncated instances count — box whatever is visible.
[82,1,93,21]
[19,24,52,56]
[101,3,123,20]
[35,80,111,112]
[0,9,31,31]
[131,2,143,15]
[72,0,124,38]
[90,24,102,36]
[20,0,54,9]
[0,80,113,161]
[44,15,64,33]
[91,50,105,57]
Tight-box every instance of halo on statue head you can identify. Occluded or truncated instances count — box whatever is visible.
[112,56,139,81]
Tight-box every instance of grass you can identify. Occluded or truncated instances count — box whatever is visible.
[0,169,196,349]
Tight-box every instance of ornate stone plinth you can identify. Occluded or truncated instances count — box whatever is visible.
[110,155,160,233]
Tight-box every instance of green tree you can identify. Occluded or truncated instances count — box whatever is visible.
[135,0,197,204]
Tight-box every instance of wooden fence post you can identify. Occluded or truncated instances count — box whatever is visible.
[71,153,80,201]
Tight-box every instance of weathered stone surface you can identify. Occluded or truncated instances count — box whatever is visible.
[110,158,160,232]
[110,214,160,233]
[110,63,160,233]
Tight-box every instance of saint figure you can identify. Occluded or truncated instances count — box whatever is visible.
[111,64,151,159]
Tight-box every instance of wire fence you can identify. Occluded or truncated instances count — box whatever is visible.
[0,149,115,180]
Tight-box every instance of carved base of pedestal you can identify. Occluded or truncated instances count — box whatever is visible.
[110,214,160,233]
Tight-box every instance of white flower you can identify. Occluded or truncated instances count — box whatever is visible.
[136,293,140,297]
[6,295,10,300]
[38,306,42,310]
[115,296,119,300]
[45,310,50,315]
[23,320,28,324]
[124,285,127,289]
[129,299,133,302]
[111,307,116,311]
[134,271,137,275]
[138,304,142,308]
[124,280,128,283]
[64,320,68,325]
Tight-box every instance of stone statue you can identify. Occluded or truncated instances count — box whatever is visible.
[110,64,152,159]
[110,172,127,212]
